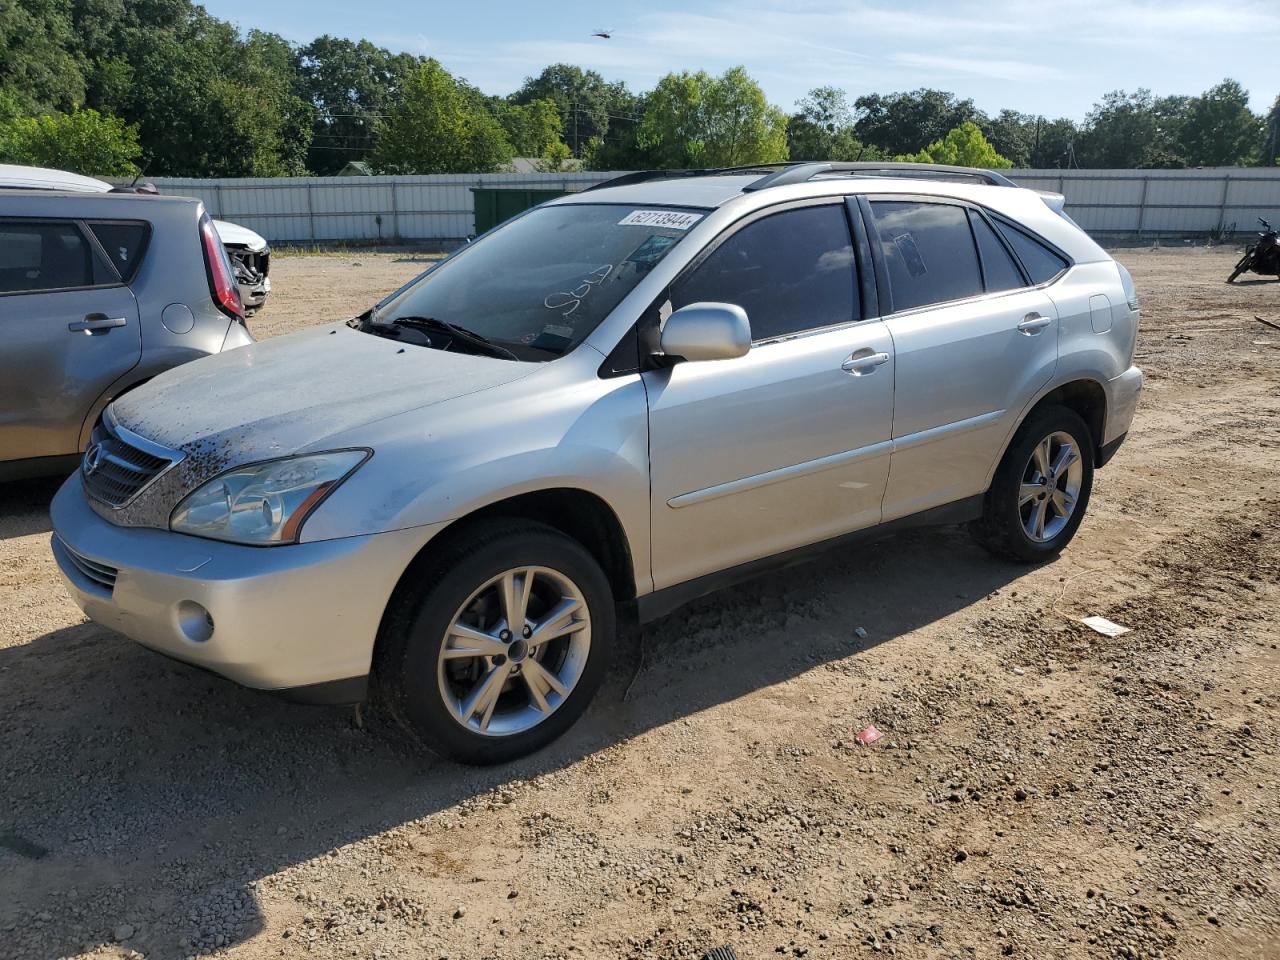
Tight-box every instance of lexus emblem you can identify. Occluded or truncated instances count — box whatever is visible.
[83,442,104,476]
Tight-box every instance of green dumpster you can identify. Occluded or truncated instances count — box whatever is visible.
[470,187,569,235]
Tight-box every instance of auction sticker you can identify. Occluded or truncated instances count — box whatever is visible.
[618,210,703,230]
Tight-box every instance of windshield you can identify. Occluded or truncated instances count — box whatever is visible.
[368,203,705,361]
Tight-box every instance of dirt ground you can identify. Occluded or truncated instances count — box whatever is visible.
[1,248,1277,960]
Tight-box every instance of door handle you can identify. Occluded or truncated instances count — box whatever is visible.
[68,315,127,333]
[841,351,890,375]
[1016,314,1052,335]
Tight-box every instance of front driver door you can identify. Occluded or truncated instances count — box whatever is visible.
[644,201,896,591]
[0,219,140,462]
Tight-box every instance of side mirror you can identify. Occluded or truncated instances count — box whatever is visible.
[659,302,751,363]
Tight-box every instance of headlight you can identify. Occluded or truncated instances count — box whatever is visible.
[170,450,369,545]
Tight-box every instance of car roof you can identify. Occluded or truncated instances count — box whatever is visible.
[0,189,199,218]
[551,167,1108,265]
[0,164,112,192]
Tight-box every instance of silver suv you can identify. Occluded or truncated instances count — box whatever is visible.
[50,163,1143,764]
[1,189,253,479]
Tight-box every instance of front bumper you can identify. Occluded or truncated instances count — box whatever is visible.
[50,474,440,694]
[238,275,270,311]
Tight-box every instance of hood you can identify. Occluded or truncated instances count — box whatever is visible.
[213,219,268,251]
[112,325,535,466]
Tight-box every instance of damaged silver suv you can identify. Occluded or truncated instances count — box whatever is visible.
[51,163,1143,764]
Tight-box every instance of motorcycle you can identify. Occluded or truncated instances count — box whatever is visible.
[1227,217,1280,282]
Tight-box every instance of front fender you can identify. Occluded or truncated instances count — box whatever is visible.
[300,371,654,594]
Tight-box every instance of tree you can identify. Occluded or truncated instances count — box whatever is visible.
[1077,89,1186,168]
[788,86,879,161]
[1177,80,1262,166]
[511,64,613,155]
[0,106,141,174]
[496,98,564,157]
[93,11,313,176]
[1264,95,1280,167]
[0,0,87,112]
[372,59,512,173]
[896,121,1012,168]
[295,35,420,174]
[854,89,984,156]
[638,66,787,168]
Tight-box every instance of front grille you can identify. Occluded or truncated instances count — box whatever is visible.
[82,413,182,509]
[54,537,118,593]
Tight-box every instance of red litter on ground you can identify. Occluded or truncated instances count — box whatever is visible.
[855,725,883,745]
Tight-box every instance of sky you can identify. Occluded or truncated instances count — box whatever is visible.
[200,0,1279,121]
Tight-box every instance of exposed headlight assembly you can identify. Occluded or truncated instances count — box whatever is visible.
[170,450,370,545]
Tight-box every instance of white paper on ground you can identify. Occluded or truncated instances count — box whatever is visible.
[1081,616,1131,637]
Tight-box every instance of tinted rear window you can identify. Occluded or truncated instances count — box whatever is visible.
[995,220,1068,284]
[0,220,112,294]
[969,211,1025,292]
[869,201,984,311]
[89,221,150,283]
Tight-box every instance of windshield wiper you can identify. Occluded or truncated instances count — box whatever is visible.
[389,316,519,362]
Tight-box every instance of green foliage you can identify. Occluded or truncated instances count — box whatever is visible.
[372,60,513,174]
[0,106,141,174]
[894,121,1012,168]
[533,140,573,172]
[787,87,880,161]
[0,0,86,112]
[497,98,564,157]
[1,0,1275,177]
[511,64,632,156]
[1265,96,1280,167]
[854,89,983,156]
[295,35,421,174]
[639,67,788,168]
[1178,80,1263,166]
[1076,89,1187,168]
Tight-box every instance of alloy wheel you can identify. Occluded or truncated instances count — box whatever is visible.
[436,566,591,737]
[1018,430,1084,542]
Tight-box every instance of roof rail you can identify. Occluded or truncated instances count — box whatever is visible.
[744,162,1019,191]
[583,163,804,193]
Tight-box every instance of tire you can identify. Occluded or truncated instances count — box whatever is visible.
[1228,251,1254,283]
[373,519,615,765]
[971,405,1095,563]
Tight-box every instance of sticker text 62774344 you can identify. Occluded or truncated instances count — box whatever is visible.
[618,210,703,230]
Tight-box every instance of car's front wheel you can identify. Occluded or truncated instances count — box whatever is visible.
[375,519,614,765]
[972,405,1094,563]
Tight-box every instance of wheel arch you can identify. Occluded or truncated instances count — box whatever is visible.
[380,486,638,626]
[1035,379,1107,464]
[987,377,1108,488]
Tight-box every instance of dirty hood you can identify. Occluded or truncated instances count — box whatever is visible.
[112,324,533,467]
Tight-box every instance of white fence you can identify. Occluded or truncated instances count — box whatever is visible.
[144,167,1280,245]
[148,172,616,245]
[1012,168,1280,237]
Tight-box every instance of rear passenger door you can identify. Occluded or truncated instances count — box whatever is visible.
[859,197,1061,521]
[645,201,896,589]
[0,219,141,462]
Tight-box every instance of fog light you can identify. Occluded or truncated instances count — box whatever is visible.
[176,600,214,643]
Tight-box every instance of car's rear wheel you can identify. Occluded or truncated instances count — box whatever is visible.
[971,405,1094,563]
[374,519,614,765]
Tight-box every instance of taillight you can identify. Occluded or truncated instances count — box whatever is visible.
[200,215,244,320]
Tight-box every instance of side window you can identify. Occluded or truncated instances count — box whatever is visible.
[671,204,857,341]
[994,220,1068,285]
[869,201,984,311]
[969,210,1025,292]
[89,221,150,283]
[0,220,113,294]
